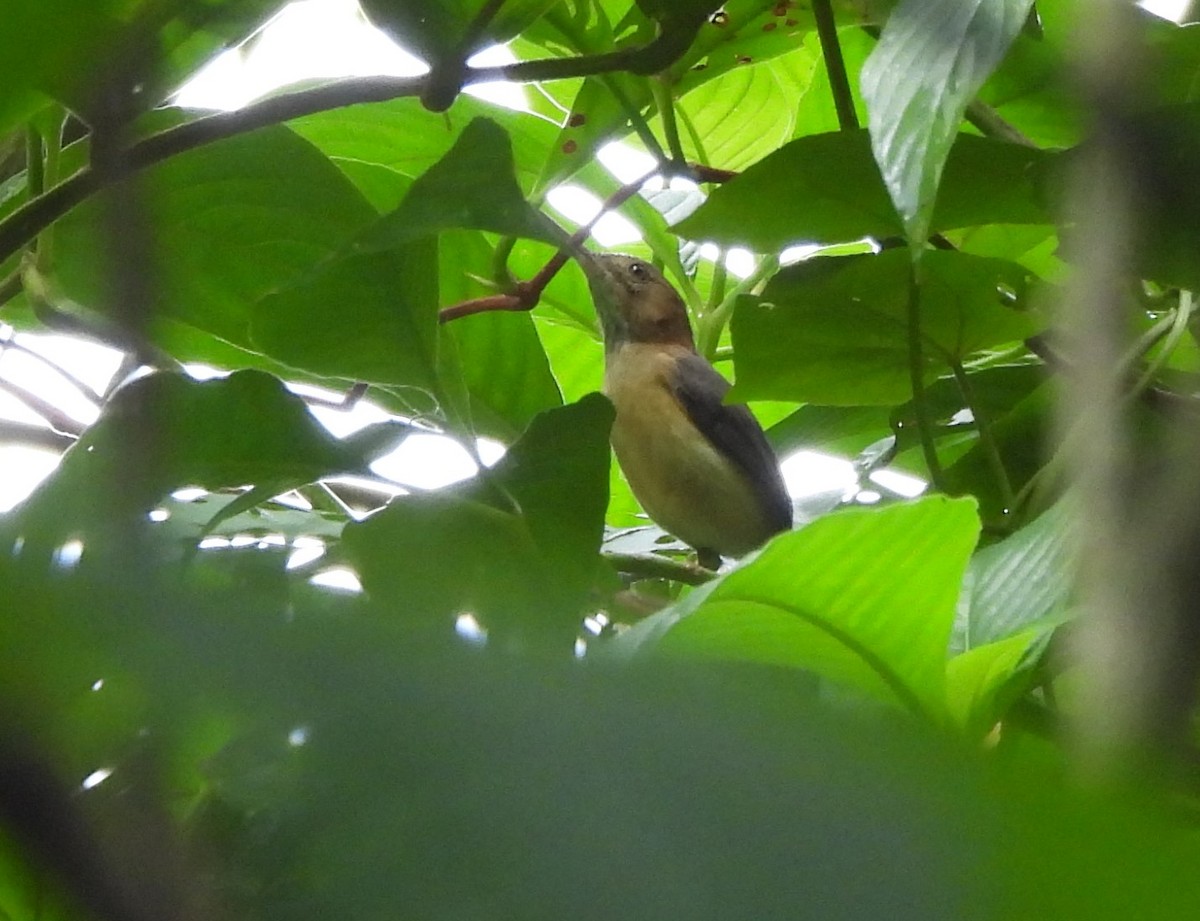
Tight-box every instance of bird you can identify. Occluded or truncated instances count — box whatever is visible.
[578,251,792,567]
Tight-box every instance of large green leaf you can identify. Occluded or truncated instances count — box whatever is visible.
[974,14,1083,148]
[609,496,981,716]
[676,129,902,249]
[860,0,1036,246]
[674,130,1053,250]
[53,123,378,350]
[730,249,1040,405]
[251,240,442,401]
[342,394,613,640]
[360,118,566,250]
[288,95,560,213]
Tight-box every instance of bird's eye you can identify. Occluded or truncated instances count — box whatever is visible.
[628,261,648,280]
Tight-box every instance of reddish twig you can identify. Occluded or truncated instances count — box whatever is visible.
[437,161,739,325]
[438,167,672,325]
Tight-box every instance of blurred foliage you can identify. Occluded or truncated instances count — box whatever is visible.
[4,0,1200,918]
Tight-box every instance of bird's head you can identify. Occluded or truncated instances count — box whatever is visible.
[578,252,695,352]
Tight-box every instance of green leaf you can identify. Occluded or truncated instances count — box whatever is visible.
[360,0,558,64]
[951,500,1070,654]
[675,130,1051,250]
[54,123,378,350]
[538,74,652,191]
[342,395,613,639]
[9,1,278,125]
[288,95,560,213]
[359,118,566,250]
[730,249,1040,405]
[656,44,818,172]
[488,392,613,589]
[8,370,356,563]
[974,10,1083,149]
[938,381,1050,524]
[438,232,563,440]
[931,135,1056,231]
[160,491,348,545]
[251,240,442,402]
[768,404,894,458]
[609,495,981,715]
[860,0,1036,245]
[945,626,1051,737]
[676,129,902,250]
[791,26,874,138]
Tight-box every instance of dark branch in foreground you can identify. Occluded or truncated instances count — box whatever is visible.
[0,22,708,271]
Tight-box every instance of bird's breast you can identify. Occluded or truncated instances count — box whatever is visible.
[603,343,776,557]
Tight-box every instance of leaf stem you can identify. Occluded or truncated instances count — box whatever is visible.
[25,128,44,199]
[906,265,945,489]
[705,249,728,315]
[964,99,1036,147]
[0,268,21,310]
[813,0,859,131]
[651,77,687,166]
[951,358,1015,515]
[696,254,778,361]
[602,74,668,163]
[1129,290,1194,400]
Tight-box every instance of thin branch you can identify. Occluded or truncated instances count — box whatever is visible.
[0,336,105,404]
[295,381,372,410]
[951,358,1015,515]
[964,99,1037,147]
[0,378,85,436]
[603,551,715,586]
[0,419,76,452]
[460,0,509,53]
[813,0,860,131]
[438,167,660,324]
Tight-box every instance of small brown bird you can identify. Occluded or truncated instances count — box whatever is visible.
[579,252,792,564]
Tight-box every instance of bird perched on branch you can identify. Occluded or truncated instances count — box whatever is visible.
[579,252,792,567]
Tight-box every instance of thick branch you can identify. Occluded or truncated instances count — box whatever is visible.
[0,23,705,270]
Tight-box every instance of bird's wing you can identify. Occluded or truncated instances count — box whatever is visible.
[669,353,793,533]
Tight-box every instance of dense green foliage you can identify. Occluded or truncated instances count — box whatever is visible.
[4,0,1200,918]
